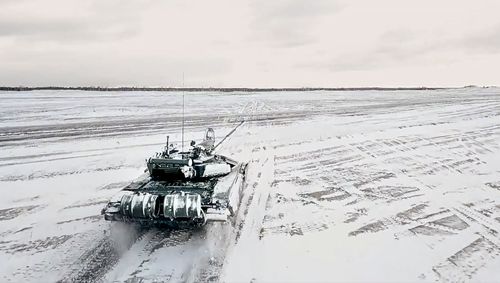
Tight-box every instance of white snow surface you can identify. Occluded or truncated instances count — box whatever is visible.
[0,88,500,282]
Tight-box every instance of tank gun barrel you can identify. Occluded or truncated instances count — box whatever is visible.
[212,120,244,152]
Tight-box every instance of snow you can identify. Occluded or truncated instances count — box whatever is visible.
[0,88,499,282]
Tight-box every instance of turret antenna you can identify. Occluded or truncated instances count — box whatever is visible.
[181,72,185,153]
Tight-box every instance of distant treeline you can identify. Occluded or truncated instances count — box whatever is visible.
[0,86,450,92]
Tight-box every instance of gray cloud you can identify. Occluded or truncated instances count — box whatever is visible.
[460,25,500,54]
[249,0,344,47]
[296,29,443,72]
[0,1,152,43]
[0,43,232,87]
[299,24,500,73]
[0,18,138,42]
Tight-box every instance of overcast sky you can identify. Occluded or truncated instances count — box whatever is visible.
[1,0,500,87]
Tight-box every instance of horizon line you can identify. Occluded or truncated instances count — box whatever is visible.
[0,85,494,92]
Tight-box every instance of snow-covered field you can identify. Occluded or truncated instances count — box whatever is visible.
[1,88,500,282]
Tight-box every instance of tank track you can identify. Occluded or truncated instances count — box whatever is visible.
[102,179,218,226]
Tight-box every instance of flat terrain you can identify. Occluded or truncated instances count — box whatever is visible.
[0,88,499,282]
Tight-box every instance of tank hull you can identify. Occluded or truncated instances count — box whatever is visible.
[102,163,247,226]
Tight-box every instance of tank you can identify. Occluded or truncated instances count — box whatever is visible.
[101,124,247,226]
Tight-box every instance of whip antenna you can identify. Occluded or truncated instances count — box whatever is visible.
[182,73,185,153]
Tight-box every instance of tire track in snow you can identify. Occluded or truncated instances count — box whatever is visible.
[219,146,275,282]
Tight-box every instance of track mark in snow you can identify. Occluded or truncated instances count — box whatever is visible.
[432,237,500,282]
[62,200,109,210]
[220,146,276,282]
[299,187,351,202]
[0,165,127,181]
[486,181,500,190]
[0,205,42,221]
[0,234,73,255]
[98,181,131,191]
[61,225,147,283]
[115,228,195,282]
[235,189,255,243]
[349,204,459,237]
[56,215,102,225]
